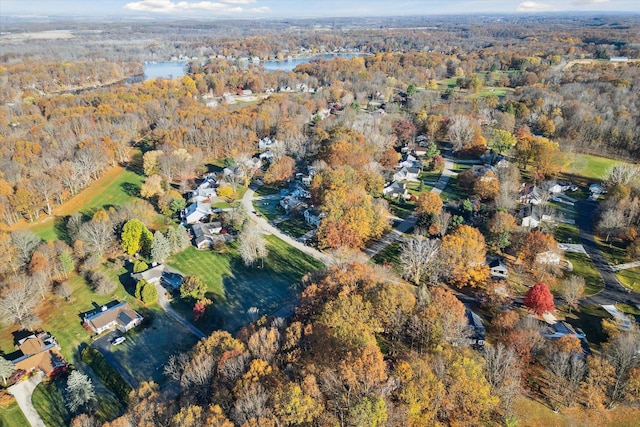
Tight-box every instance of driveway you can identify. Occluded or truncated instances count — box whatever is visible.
[91,332,140,389]
[8,371,46,427]
[154,282,207,339]
[576,200,640,306]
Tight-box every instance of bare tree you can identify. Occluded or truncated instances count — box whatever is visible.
[604,324,640,406]
[239,222,268,268]
[77,220,114,257]
[54,282,73,301]
[544,352,585,410]
[0,282,38,328]
[561,275,585,312]
[400,237,440,285]
[484,343,521,414]
[163,352,189,382]
[247,327,280,363]
[10,230,41,271]
[448,115,475,151]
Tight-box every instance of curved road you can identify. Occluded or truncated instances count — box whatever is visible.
[576,200,640,306]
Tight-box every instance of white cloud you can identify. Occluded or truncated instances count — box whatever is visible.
[570,0,610,4]
[516,1,554,11]
[124,0,267,14]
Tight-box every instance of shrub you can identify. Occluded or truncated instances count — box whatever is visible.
[87,271,117,295]
[133,260,148,273]
[81,347,131,403]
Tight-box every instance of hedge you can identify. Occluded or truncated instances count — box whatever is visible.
[81,347,132,403]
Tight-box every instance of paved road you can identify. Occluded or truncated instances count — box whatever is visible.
[242,186,335,266]
[576,200,640,306]
[8,371,46,427]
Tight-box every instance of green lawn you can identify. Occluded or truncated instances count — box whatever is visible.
[438,176,467,202]
[168,235,323,332]
[0,265,140,365]
[617,267,640,293]
[562,153,629,184]
[388,199,415,219]
[554,223,580,243]
[564,305,611,348]
[468,87,510,98]
[254,184,281,196]
[32,379,71,427]
[0,401,28,427]
[253,198,283,220]
[371,241,402,274]
[278,217,314,239]
[564,252,604,296]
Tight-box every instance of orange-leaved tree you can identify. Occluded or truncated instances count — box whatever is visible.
[440,225,489,287]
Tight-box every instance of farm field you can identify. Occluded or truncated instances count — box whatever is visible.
[168,235,323,332]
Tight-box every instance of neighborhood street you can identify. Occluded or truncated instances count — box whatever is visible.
[577,200,640,306]
[8,371,46,427]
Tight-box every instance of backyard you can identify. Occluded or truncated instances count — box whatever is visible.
[0,400,29,427]
[168,235,323,332]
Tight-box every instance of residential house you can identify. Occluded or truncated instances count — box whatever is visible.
[465,308,486,348]
[301,175,313,187]
[415,134,429,147]
[382,181,408,199]
[543,321,586,340]
[191,222,230,249]
[520,184,544,205]
[259,150,274,161]
[9,332,66,378]
[521,212,541,228]
[393,167,421,182]
[258,137,279,150]
[131,263,184,289]
[184,201,212,224]
[192,179,217,202]
[83,302,143,334]
[589,183,605,194]
[398,153,417,168]
[244,157,263,171]
[304,208,325,227]
[489,258,508,279]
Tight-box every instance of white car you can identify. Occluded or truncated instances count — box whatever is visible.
[111,336,126,346]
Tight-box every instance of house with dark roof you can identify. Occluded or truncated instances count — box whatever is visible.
[9,332,66,378]
[192,222,230,249]
[489,258,508,279]
[83,302,143,335]
[131,264,185,289]
[465,308,486,349]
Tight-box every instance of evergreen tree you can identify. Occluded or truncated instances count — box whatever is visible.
[151,230,170,263]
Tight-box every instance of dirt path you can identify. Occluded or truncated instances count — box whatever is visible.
[8,371,46,427]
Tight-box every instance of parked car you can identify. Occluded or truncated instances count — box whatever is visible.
[111,336,126,346]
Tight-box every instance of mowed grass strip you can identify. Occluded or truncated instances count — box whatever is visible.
[0,400,29,427]
[564,252,604,296]
[562,152,632,183]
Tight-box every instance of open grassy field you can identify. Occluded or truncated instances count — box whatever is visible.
[561,152,630,184]
[5,166,146,242]
[565,304,610,347]
[371,241,402,274]
[564,252,604,295]
[513,395,640,427]
[0,400,29,427]
[253,197,283,220]
[168,235,323,332]
[468,87,511,98]
[553,223,580,243]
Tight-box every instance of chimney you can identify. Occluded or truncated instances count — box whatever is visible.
[101,305,107,312]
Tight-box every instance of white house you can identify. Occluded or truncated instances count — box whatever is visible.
[184,201,212,224]
[536,250,562,265]
[259,150,274,161]
[382,181,408,199]
[192,179,217,202]
[192,222,226,249]
[521,212,541,228]
[489,259,508,278]
[258,137,279,150]
[393,167,420,182]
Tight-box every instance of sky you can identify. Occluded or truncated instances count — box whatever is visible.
[1,0,639,19]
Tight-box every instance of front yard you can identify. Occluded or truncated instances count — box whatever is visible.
[564,252,604,296]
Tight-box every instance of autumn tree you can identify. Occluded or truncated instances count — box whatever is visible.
[239,222,268,268]
[440,225,490,287]
[180,276,207,300]
[121,219,153,256]
[524,283,555,315]
[488,211,517,250]
[415,192,443,217]
[489,129,516,155]
[484,343,521,415]
[521,231,558,269]
[263,156,295,185]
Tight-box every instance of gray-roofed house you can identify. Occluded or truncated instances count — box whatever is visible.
[131,264,184,290]
[192,222,227,249]
[465,308,486,348]
[382,181,408,199]
[393,166,420,182]
[184,201,212,224]
[83,302,143,334]
[489,259,508,279]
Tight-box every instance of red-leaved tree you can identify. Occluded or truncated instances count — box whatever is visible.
[524,283,555,315]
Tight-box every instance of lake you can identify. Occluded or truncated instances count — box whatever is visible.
[143,62,186,81]
[262,53,364,71]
